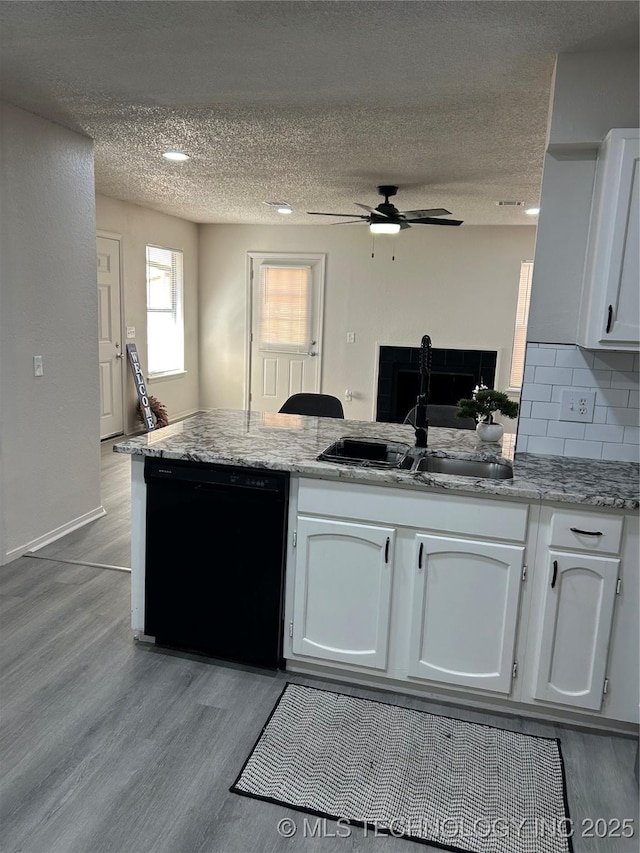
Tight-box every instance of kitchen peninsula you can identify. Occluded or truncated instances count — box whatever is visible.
[115,409,639,733]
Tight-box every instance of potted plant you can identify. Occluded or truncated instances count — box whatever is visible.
[456,385,519,442]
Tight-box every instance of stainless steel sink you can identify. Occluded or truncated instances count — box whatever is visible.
[317,437,412,468]
[413,455,513,479]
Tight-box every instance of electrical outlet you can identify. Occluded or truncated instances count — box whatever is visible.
[346,332,356,344]
[33,355,44,377]
[559,389,596,422]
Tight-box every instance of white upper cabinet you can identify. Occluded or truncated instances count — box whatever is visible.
[578,129,639,350]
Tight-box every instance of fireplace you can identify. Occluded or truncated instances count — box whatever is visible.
[376,346,497,423]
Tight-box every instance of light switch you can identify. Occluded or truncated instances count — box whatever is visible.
[33,355,44,377]
[126,326,136,338]
[346,332,356,344]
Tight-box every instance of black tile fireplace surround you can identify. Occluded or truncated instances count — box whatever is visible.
[376,346,497,424]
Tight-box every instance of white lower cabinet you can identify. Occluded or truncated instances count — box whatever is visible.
[291,516,395,669]
[408,534,525,694]
[532,550,620,711]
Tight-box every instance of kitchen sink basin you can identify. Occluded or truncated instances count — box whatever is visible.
[317,437,411,468]
[413,456,513,479]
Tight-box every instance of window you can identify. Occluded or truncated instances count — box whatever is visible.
[258,264,311,353]
[146,245,184,375]
[509,261,533,389]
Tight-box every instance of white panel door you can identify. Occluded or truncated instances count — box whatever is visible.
[408,534,524,693]
[249,254,325,413]
[97,236,124,438]
[533,551,619,711]
[292,516,395,669]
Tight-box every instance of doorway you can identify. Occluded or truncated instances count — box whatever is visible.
[97,235,124,438]
[247,253,325,413]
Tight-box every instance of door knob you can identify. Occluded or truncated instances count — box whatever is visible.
[116,352,125,359]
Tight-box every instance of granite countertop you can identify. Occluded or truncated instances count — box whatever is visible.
[114,409,639,510]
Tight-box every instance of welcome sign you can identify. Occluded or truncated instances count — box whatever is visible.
[126,343,155,431]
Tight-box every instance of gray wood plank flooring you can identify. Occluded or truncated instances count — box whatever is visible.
[1,443,638,853]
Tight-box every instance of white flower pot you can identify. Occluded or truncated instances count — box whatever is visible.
[476,422,504,442]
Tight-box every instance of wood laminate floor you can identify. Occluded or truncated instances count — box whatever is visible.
[1,442,638,853]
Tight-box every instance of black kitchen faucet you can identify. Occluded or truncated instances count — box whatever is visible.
[414,334,432,447]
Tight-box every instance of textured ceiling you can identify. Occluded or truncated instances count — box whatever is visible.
[1,1,638,225]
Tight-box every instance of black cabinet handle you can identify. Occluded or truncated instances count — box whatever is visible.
[385,537,390,564]
[551,560,558,589]
[418,541,424,569]
[570,527,603,537]
[606,304,613,333]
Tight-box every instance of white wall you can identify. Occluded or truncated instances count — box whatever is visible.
[0,103,101,563]
[199,224,536,425]
[95,195,200,433]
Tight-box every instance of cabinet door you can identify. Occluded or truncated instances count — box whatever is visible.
[601,135,639,345]
[292,516,394,669]
[533,551,619,711]
[408,535,524,693]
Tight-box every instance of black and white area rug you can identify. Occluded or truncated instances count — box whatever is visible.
[231,683,573,853]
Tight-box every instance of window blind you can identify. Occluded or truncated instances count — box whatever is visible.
[258,264,311,353]
[509,261,533,389]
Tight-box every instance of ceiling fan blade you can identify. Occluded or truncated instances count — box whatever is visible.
[307,211,368,218]
[330,219,366,225]
[399,221,412,230]
[356,203,389,217]
[404,217,463,226]
[400,208,451,218]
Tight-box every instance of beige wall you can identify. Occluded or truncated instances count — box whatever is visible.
[0,103,101,562]
[199,223,536,427]
[95,195,200,433]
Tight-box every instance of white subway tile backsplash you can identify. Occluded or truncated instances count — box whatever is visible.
[531,401,561,420]
[594,388,630,407]
[547,421,586,440]
[584,423,625,443]
[611,371,640,390]
[518,401,532,419]
[527,436,566,455]
[602,443,639,462]
[564,439,604,459]
[520,383,552,402]
[606,407,640,427]
[518,418,549,436]
[526,347,557,366]
[516,342,640,462]
[534,366,574,385]
[593,406,608,424]
[572,368,611,388]
[555,348,595,368]
[592,352,636,372]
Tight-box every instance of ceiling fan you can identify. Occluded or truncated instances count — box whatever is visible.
[307,185,463,233]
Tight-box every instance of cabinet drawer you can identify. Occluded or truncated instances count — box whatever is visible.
[550,510,623,554]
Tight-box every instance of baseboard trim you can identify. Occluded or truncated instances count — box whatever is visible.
[3,505,107,564]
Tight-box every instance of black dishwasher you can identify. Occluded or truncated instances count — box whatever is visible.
[144,458,289,668]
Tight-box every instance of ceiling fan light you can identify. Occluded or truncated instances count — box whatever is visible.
[370,221,401,234]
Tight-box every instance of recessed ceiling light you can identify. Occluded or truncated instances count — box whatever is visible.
[525,207,540,215]
[162,151,190,162]
[370,221,401,234]
[276,205,293,215]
